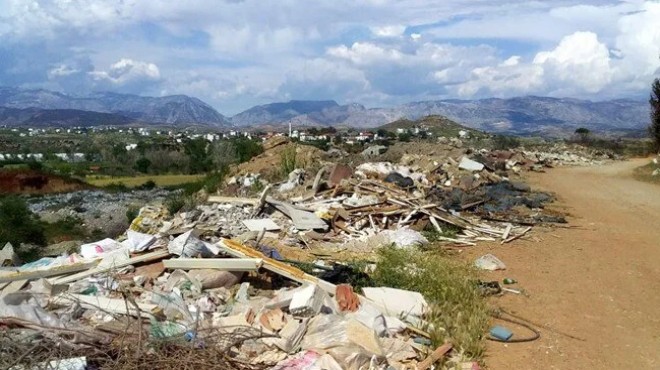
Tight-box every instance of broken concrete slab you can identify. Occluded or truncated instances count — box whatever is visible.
[266,198,328,231]
[242,218,281,232]
[458,157,485,172]
[289,284,326,318]
[0,243,20,266]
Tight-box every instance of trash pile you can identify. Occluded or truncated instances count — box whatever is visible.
[0,232,469,370]
[0,137,603,369]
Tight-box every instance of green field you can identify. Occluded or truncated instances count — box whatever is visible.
[86,174,205,187]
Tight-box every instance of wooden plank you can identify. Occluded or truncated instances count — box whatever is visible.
[0,261,99,284]
[53,249,170,285]
[163,258,263,271]
[417,343,453,370]
[0,279,28,298]
[218,239,337,294]
[501,226,532,244]
[207,195,260,205]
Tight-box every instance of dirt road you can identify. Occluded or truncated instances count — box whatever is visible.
[470,158,660,369]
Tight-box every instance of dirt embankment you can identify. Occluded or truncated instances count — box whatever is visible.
[0,170,88,194]
[471,158,660,369]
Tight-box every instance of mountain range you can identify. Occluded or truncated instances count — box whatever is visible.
[0,87,228,127]
[0,87,650,135]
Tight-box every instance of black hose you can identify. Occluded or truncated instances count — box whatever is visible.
[487,311,541,343]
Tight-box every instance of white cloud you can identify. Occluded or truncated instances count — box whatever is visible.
[90,58,161,85]
[533,31,612,93]
[370,25,406,38]
[0,0,658,112]
[48,64,79,78]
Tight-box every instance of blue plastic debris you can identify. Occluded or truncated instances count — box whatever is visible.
[490,326,513,341]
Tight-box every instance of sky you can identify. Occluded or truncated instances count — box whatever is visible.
[0,0,659,115]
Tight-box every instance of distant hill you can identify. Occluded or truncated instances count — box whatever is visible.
[378,115,486,138]
[230,96,649,135]
[0,107,135,127]
[231,100,341,126]
[0,86,650,135]
[0,87,229,127]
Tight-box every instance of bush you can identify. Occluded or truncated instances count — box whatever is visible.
[280,144,297,175]
[0,196,46,260]
[137,180,157,190]
[398,132,412,142]
[165,193,190,215]
[102,182,129,193]
[232,137,264,163]
[42,216,87,243]
[126,206,140,223]
[492,135,521,150]
[370,246,489,358]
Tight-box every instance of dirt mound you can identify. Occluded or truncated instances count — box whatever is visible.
[233,137,326,178]
[0,170,88,194]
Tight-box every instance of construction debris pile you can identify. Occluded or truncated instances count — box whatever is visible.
[0,232,468,370]
[0,137,612,369]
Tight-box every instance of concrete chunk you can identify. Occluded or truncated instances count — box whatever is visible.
[458,156,485,172]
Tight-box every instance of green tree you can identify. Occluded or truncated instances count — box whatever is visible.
[574,127,591,143]
[232,137,264,163]
[112,143,128,161]
[184,137,212,173]
[398,132,412,142]
[136,140,148,156]
[650,78,660,152]
[0,197,46,257]
[134,157,151,173]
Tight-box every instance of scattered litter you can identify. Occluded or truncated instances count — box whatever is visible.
[489,326,513,341]
[474,254,506,271]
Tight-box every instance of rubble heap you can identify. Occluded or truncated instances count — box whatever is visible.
[0,138,607,369]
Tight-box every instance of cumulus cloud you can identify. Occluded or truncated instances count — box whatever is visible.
[0,0,658,113]
[533,32,612,93]
[90,58,161,85]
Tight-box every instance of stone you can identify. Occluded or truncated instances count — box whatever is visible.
[361,145,387,157]
[458,157,485,172]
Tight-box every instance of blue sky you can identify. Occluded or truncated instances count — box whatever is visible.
[0,0,659,114]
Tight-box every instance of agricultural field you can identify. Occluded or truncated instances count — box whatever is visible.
[86,174,205,187]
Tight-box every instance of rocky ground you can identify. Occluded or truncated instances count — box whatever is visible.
[27,189,173,237]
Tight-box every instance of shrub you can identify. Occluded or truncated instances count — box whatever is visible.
[370,246,489,358]
[103,182,129,193]
[126,206,140,223]
[137,180,157,190]
[280,144,297,175]
[42,216,86,243]
[232,137,264,163]
[165,193,190,215]
[0,196,46,260]
[398,132,412,142]
[492,135,521,150]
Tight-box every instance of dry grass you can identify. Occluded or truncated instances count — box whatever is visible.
[86,174,205,188]
[0,318,270,370]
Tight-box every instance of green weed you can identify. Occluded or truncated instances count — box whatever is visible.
[370,246,489,358]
